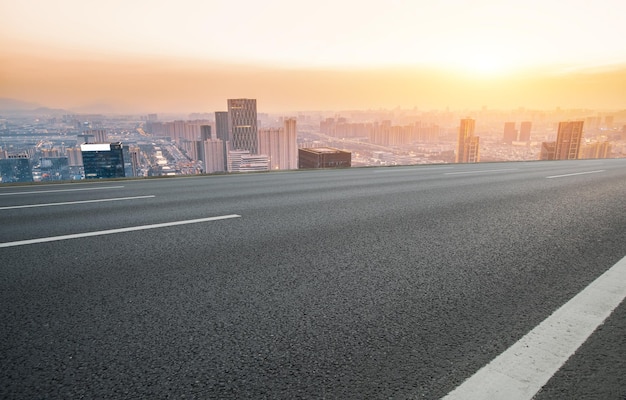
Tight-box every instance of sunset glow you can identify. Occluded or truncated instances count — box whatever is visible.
[1,0,625,112]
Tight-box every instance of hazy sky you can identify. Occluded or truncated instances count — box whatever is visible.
[1,0,625,113]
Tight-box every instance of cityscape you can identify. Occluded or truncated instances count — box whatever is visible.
[2,1,626,398]
[1,100,624,183]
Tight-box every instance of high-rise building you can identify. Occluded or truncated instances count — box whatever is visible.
[215,111,229,141]
[456,118,480,163]
[0,156,33,183]
[66,147,83,167]
[258,118,298,170]
[200,125,212,141]
[83,129,107,143]
[203,139,226,173]
[555,121,584,160]
[81,143,125,179]
[227,99,258,154]
[540,141,556,160]
[503,122,517,144]
[519,121,532,142]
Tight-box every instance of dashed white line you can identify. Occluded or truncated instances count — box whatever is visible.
[443,255,626,400]
[546,170,605,179]
[0,195,155,210]
[0,214,241,248]
[0,186,125,196]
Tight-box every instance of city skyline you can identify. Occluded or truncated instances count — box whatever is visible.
[1,1,625,113]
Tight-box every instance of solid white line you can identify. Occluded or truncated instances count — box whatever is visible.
[0,214,241,248]
[0,186,125,196]
[443,255,626,400]
[0,195,155,210]
[546,170,605,179]
[374,166,455,173]
[444,168,517,175]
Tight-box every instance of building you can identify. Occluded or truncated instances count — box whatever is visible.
[81,143,125,179]
[83,129,108,143]
[227,99,258,154]
[0,156,33,183]
[555,121,584,160]
[456,118,480,163]
[298,147,351,169]
[540,141,556,160]
[519,121,532,142]
[580,141,611,159]
[203,139,227,173]
[227,150,269,172]
[258,118,298,170]
[215,111,229,141]
[503,122,517,144]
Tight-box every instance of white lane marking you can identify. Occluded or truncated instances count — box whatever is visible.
[444,168,518,175]
[0,195,155,210]
[0,214,241,248]
[374,166,455,173]
[443,255,626,400]
[0,186,124,196]
[546,170,605,179]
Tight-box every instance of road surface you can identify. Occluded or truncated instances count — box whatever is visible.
[1,159,625,399]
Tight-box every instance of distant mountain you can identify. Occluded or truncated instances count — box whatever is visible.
[0,98,71,115]
[0,98,42,110]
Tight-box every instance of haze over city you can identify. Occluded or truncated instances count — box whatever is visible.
[1,0,625,113]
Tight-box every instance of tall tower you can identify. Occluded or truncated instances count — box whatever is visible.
[519,121,532,142]
[258,118,298,170]
[215,111,229,141]
[456,118,480,163]
[503,122,517,144]
[227,99,258,154]
[555,121,584,160]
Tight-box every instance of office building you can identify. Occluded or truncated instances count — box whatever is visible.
[258,118,298,170]
[503,122,517,144]
[519,121,532,142]
[215,111,229,141]
[227,150,269,172]
[456,118,480,163]
[81,143,125,179]
[298,147,351,169]
[228,99,258,154]
[539,142,556,160]
[203,139,227,173]
[555,121,584,160]
[0,156,33,183]
[83,129,108,143]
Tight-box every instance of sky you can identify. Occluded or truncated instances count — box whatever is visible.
[1,0,625,113]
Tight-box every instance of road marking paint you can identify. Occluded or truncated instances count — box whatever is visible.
[0,186,125,196]
[546,170,605,179]
[443,255,626,400]
[374,166,455,173]
[0,214,241,248]
[444,168,517,175]
[0,195,155,210]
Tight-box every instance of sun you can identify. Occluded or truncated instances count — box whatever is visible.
[462,53,508,76]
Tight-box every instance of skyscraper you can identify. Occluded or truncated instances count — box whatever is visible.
[519,121,532,142]
[555,121,584,160]
[227,99,258,154]
[456,118,480,163]
[215,111,229,141]
[503,122,517,144]
[81,143,125,179]
[258,118,298,170]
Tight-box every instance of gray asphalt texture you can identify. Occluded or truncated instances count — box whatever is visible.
[1,160,626,399]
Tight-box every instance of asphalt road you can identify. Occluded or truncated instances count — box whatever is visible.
[1,159,625,399]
